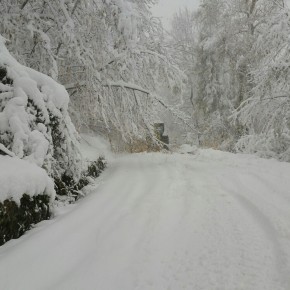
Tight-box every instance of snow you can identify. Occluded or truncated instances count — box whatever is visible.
[1,149,290,289]
[0,36,70,165]
[0,143,15,157]
[0,156,55,204]
[0,37,57,204]
[0,36,69,110]
[176,143,199,154]
[0,35,83,198]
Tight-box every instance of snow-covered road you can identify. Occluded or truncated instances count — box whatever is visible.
[1,150,290,290]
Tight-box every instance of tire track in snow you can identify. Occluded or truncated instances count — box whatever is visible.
[1,152,290,290]
[217,166,290,290]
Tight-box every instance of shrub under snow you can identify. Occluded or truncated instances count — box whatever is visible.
[0,35,92,245]
[0,35,83,188]
[0,156,54,204]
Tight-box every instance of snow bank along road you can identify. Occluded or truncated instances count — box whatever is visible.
[1,150,290,290]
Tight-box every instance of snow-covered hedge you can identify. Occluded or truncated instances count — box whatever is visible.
[0,154,55,246]
[0,35,83,187]
[0,36,95,245]
[0,194,51,246]
[0,155,54,245]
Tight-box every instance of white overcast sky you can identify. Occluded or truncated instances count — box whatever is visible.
[151,0,201,30]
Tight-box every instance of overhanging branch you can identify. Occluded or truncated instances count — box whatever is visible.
[103,81,150,95]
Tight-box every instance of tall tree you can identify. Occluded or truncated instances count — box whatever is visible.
[1,0,185,150]
[235,2,290,160]
[169,0,281,150]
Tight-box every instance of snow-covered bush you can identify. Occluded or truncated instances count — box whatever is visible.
[0,138,55,246]
[235,130,290,162]
[0,35,98,244]
[0,35,83,185]
[0,193,51,246]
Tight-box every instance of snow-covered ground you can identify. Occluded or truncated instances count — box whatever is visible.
[1,149,290,290]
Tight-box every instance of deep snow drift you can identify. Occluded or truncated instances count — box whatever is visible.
[1,149,290,290]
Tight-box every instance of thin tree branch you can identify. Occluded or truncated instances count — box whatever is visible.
[71,0,81,15]
[103,82,150,95]
[21,0,30,10]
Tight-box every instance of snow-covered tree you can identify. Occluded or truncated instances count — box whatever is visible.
[235,2,290,160]
[169,0,239,148]
[0,35,83,191]
[1,0,186,150]
[69,0,186,149]
[169,0,282,150]
[0,35,90,244]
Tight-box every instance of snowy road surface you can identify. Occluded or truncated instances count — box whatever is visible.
[1,150,290,290]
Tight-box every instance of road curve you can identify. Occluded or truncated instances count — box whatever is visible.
[0,150,290,290]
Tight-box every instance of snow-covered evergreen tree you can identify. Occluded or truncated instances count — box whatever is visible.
[0,35,83,190]
[0,35,90,244]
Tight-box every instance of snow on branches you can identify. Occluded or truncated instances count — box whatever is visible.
[0,35,83,194]
[0,0,186,148]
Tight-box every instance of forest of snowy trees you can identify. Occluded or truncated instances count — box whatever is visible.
[1,0,290,244]
[170,0,290,160]
[0,0,187,152]
[2,0,289,159]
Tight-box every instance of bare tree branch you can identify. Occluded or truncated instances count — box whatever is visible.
[21,0,30,10]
